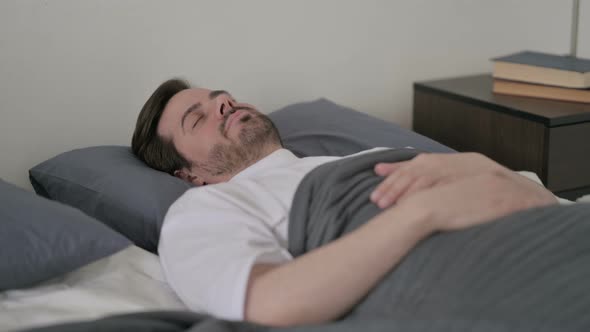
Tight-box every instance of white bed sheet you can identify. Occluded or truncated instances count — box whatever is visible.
[0,245,187,331]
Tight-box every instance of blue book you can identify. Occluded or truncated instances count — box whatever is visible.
[492,51,590,88]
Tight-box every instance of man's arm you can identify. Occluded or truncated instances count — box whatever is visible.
[244,202,433,327]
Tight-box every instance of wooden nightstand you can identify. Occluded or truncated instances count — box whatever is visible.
[413,74,590,200]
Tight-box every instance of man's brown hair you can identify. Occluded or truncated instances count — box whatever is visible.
[131,79,192,175]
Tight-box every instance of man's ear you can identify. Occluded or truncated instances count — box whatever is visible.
[173,169,206,186]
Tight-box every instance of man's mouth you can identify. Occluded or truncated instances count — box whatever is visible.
[224,110,246,134]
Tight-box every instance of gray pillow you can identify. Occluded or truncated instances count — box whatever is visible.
[271,98,454,157]
[0,179,130,291]
[29,146,193,253]
[29,98,453,254]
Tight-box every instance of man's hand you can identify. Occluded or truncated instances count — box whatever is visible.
[370,152,508,209]
[394,170,558,232]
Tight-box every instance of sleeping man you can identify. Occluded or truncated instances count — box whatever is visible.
[131,79,586,328]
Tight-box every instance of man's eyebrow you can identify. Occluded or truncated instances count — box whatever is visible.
[181,103,201,134]
[209,90,232,99]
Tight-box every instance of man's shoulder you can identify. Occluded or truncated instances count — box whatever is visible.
[169,181,245,212]
[161,182,249,237]
[166,178,281,223]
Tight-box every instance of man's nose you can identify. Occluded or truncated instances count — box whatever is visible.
[217,98,235,119]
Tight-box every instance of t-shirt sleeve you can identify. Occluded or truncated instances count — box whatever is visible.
[158,184,293,321]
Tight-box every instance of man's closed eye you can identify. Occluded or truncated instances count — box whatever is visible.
[193,116,202,129]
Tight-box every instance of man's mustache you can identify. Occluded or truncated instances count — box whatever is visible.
[224,105,255,122]
[230,105,255,113]
[220,105,257,134]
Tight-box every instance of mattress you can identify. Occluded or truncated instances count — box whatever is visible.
[0,245,187,331]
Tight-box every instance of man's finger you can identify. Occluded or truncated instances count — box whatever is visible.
[374,175,414,209]
[371,170,403,202]
[398,177,436,201]
[374,161,407,176]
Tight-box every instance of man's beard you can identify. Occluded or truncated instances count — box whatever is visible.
[194,112,282,178]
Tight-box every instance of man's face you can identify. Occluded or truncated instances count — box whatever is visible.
[157,88,281,185]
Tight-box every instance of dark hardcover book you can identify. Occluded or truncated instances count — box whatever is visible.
[493,51,590,73]
[492,51,590,88]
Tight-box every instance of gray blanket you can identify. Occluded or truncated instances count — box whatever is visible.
[288,148,590,330]
[22,148,590,332]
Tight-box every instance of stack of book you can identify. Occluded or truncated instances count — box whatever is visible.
[492,51,590,103]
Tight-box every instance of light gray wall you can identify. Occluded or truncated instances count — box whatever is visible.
[1,0,588,189]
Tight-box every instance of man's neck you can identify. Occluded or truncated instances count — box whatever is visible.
[217,144,282,183]
[260,144,282,160]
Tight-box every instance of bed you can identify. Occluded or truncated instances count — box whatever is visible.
[1,98,582,331]
[0,99,453,331]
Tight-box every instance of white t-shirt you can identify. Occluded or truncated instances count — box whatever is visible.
[159,148,381,321]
